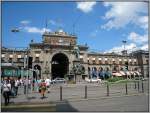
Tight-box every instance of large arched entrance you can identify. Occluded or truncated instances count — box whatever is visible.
[51,53,69,79]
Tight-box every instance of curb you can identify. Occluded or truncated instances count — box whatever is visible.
[57,92,148,103]
[1,103,56,109]
[1,92,148,110]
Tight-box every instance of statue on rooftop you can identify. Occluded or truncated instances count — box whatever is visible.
[73,46,80,60]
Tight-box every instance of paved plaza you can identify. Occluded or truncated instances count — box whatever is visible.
[1,80,149,112]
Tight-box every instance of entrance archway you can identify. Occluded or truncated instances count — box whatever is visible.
[51,53,69,79]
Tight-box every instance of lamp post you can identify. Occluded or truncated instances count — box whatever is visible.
[122,40,128,79]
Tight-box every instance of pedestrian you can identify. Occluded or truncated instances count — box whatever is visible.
[21,78,24,87]
[2,80,11,106]
[34,79,38,93]
[39,79,46,99]
[45,77,51,93]
[28,78,31,92]
[23,77,28,94]
[37,77,41,93]
[10,77,15,97]
[32,79,35,91]
[14,78,19,96]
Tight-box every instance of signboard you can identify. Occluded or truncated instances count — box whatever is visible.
[4,69,13,76]
[3,69,18,77]
[1,63,13,66]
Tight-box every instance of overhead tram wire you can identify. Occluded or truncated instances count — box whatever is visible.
[72,13,82,35]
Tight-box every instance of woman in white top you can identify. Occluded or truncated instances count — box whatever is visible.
[2,80,11,106]
[45,77,51,93]
[14,78,19,96]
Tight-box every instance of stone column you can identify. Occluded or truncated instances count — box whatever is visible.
[69,53,74,74]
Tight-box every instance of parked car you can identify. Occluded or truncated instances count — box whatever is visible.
[85,77,101,83]
[51,78,66,84]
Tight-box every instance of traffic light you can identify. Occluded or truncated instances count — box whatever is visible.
[28,57,33,69]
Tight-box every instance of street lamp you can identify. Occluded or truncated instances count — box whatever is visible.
[122,40,128,79]
[11,29,30,99]
[11,28,20,33]
[122,40,127,53]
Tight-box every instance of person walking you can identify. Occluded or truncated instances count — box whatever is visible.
[28,78,32,93]
[23,77,28,94]
[2,80,11,106]
[14,78,19,96]
[39,79,46,99]
[10,78,15,97]
[32,79,35,91]
[34,79,38,93]
[45,77,51,93]
[37,78,41,93]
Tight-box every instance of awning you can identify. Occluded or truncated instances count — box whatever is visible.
[134,71,142,76]
[119,71,126,76]
[112,72,122,76]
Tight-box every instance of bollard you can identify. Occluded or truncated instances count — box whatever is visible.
[142,80,144,93]
[125,82,128,95]
[138,81,140,92]
[60,86,62,101]
[85,85,87,99]
[134,81,136,89]
[107,82,109,96]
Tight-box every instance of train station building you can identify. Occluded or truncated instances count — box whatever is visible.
[1,29,149,80]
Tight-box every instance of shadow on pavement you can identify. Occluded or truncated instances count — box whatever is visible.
[27,96,37,100]
[56,100,78,112]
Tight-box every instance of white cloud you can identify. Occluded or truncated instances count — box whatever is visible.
[105,42,148,54]
[24,26,51,34]
[136,16,148,29]
[140,43,148,50]
[128,32,148,44]
[77,2,96,13]
[101,2,148,30]
[106,43,137,54]
[20,20,31,25]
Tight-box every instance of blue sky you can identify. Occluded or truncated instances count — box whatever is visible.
[2,1,148,53]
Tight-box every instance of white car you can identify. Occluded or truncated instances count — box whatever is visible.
[85,77,101,83]
[51,78,66,84]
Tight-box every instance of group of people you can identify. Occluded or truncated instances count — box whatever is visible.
[1,76,52,106]
[31,77,51,98]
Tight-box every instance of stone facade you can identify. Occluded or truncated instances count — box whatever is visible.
[1,30,149,79]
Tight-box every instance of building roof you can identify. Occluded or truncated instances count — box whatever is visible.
[42,30,77,39]
[131,50,149,55]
